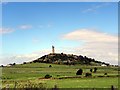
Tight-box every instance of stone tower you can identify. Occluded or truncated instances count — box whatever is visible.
[52,45,55,54]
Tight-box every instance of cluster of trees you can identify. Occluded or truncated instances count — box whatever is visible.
[89,67,97,73]
[76,67,98,77]
[0,63,16,67]
[32,53,109,66]
[8,63,16,66]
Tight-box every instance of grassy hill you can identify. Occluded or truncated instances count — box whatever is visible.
[2,62,118,89]
[31,53,110,66]
[1,53,119,89]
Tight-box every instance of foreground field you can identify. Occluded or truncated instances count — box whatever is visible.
[1,63,119,89]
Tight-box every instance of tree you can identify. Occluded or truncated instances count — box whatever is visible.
[94,67,97,73]
[104,73,107,76]
[44,74,52,79]
[1,65,4,67]
[13,63,16,65]
[76,69,83,75]
[85,73,92,77]
[49,65,52,67]
[90,69,92,72]
[23,62,26,64]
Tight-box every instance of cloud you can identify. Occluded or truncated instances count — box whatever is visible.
[1,29,118,65]
[47,24,52,28]
[0,49,51,65]
[62,29,117,43]
[38,25,44,28]
[38,24,52,29]
[82,3,110,13]
[0,1,9,5]
[32,38,39,43]
[62,29,118,65]
[0,25,32,35]
[0,28,14,35]
[83,8,96,13]
[76,42,118,64]
[20,25,32,30]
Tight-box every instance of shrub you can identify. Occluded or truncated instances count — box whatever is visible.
[13,63,16,65]
[30,62,32,63]
[76,69,83,75]
[94,67,97,73]
[44,74,52,79]
[23,62,26,64]
[49,65,52,67]
[85,73,92,77]
[58,62,60,64]
[90,69,92,72]
[52,84,58,90]
[12,81,47,89]
[1,65,4,67]
[104,73,107,75]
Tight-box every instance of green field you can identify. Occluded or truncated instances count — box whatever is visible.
[1,63,119,89]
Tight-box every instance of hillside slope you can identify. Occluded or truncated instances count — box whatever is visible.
[32,53,109,66]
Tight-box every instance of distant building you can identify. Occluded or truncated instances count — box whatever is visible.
[101,64,107,66]
[7,64,13,67]
[52,45,55,54]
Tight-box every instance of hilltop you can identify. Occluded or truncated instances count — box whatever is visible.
[31,53,110,66]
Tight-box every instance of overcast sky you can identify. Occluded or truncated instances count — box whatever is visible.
[1,2,118,65]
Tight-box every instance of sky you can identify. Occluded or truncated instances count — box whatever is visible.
[0,2,118,65]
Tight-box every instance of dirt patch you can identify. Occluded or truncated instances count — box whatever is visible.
[38,77,56,80]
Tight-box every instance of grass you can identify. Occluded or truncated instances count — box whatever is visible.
[46,77,118,88]
[1,63,119,88]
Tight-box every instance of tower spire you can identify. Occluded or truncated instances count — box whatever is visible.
[52,45,55,54]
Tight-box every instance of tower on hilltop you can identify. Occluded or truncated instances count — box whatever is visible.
[52,45,55,54]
